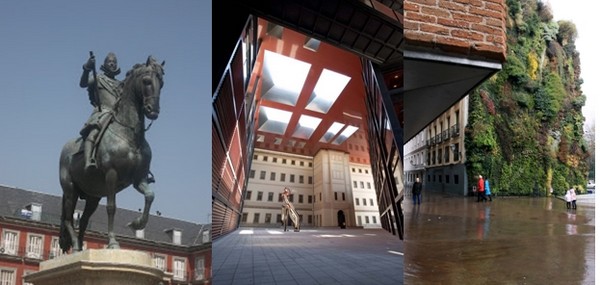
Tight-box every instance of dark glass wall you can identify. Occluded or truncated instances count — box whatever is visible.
[361,59,405,239]
[212,16,259,240]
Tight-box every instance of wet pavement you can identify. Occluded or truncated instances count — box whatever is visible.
[403,191,595,284]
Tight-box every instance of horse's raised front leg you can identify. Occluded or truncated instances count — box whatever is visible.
[128,177,154,230]
[105,169,120,249]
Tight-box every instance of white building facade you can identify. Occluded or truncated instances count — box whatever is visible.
[404,96,469,196]
[242,148,381,229]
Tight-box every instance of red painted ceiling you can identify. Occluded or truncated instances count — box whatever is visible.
[250,18,371,164]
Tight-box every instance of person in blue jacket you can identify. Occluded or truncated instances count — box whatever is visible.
[484,177,492,202]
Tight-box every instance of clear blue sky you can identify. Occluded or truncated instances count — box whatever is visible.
[0,1,211,223]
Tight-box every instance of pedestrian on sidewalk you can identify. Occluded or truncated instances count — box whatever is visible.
[412,177,423,205]
[569,187,577,210]
[484,177,492,202]
[565,189,573,209]
[476,175,487,202]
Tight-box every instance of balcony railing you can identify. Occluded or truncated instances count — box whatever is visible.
[442,130,449,141]
[451,124,460,137]
[0,245,61,262]
[1,246,210,284]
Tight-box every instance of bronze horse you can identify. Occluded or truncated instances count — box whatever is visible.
[59,56,165,252]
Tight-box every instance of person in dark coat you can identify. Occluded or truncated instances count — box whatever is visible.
[412,177,423,205]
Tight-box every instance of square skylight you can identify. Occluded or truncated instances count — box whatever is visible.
[257,106,292,135]
[260,50,311,106]
[304,37,321,52]
[305,68,350,114]
[332,125,359,145]
[292,114,322,139]
[266,22,283,39]
[320,122,345,143]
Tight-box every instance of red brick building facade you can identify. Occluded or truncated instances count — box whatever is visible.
[0,186,211,285]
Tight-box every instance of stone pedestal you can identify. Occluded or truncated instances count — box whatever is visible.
[24,249,172,285]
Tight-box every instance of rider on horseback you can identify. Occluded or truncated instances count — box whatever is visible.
[79,52,122,171]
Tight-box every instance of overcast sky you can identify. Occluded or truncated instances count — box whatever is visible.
[0,1,211,223]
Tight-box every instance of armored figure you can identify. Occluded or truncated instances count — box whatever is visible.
[79,52,122,171]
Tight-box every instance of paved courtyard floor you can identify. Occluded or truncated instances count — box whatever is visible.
[212,227,404,285]
[212,193,594,284]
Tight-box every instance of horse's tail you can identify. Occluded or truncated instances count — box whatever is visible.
[59,195,72,254]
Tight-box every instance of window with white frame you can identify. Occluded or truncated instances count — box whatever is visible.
[173,257,186,280]
[1,229,19,255]
[172,230,182,245]
[202,230,210,244]
[153,254,166,271]
[135,229,145,239]
[0,268,16,285]
[50,237,64,259]
[26,234,44,259]
[194,256,205,280]
[73,210,83,229]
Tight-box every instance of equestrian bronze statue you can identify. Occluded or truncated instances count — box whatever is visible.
[59,53,165,253]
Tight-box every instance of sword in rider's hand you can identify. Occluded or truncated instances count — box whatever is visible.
[89,51,101,112]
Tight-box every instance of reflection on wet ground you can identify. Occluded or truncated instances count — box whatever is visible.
[403,192,595,284]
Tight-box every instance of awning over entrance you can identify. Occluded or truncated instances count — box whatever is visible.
[402,50,502,141]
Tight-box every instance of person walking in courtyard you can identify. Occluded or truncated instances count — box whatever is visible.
[412,177,423,205]
[477,175,487,202]
[484,177,492,202]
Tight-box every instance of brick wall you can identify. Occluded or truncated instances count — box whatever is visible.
[404,0,507,62]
